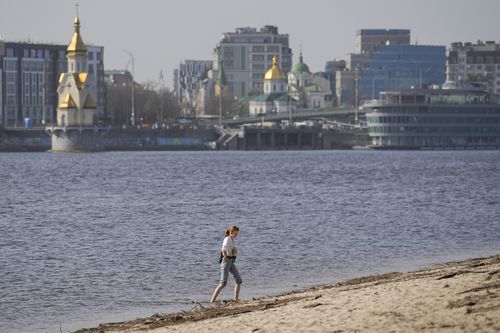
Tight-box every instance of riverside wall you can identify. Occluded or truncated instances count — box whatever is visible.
[0,126,219,152]
[219,126,370,150]
[0,126,369,152]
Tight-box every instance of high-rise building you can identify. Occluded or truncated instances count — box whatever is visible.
[87,46,106,120]
[214,26,292,98]
[356,29,411,54]
[0,40,105,126]
[447,41,500,94]
[336,70,357,107]
[324,59,346,103]
[0,42,65,126]
[335,29,445,106]
[358,45,446,100]
[104,69,133,87]
[174,60,212,104]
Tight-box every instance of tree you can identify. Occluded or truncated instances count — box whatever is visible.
[106,83,131,127]
[205,95,248,119]
[106,80,180,127]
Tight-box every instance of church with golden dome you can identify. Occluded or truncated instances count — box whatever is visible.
[248,56,296,116]
[46,10,105,151]
[56,14,98,127]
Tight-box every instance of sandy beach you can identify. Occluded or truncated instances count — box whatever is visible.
[75,254,500,333]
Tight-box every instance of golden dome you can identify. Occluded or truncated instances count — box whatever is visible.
[67,15,87,54]
[264,56,286,80]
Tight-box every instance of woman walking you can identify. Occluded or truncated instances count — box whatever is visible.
[211,226,242,303]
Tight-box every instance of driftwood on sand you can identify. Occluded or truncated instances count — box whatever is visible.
[74,254,500,333]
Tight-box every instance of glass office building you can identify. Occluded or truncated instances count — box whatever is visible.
[358,45,446,102]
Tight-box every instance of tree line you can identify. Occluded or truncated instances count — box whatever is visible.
[106,81,249,127]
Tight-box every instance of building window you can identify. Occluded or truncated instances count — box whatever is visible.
[252,45,265,52]
[252,54,265,61]
[267,45,280,53]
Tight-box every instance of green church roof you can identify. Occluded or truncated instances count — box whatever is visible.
[248,93,292,102]
[304,84,321,92]
[291,53,311,75]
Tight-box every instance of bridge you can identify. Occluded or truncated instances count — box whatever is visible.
[223,108,364,126]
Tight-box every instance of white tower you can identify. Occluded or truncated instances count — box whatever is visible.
[56,14,98,127]
[263,56,287,94]
[46,12,105,152]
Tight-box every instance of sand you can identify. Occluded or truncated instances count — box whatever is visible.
[75,254,500,333]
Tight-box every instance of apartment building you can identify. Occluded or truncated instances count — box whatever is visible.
[174,60,213,104]
[447,40,500,94]
[214,26,292,98]
[0,41,105,126]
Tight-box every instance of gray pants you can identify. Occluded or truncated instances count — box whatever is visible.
[220,258,242,286]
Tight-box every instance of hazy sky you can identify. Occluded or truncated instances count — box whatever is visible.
[1,0,499,89]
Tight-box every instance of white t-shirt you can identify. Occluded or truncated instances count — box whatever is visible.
[221,236,236,257]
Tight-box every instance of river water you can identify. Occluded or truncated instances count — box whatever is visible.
[1,150,499,332]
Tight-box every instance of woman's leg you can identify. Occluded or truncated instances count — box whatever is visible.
[211,260,232,303]
[234,283,241,301]
[210,283,225,303]
[229,263,243,301]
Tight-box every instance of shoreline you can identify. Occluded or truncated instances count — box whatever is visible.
[74,254,500,333]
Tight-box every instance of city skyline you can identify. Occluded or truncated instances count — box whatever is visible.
[1,0,499,89]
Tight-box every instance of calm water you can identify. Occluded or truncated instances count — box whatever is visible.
[1,150,499,333]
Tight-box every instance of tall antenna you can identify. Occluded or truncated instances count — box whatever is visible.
[76,1,79,16]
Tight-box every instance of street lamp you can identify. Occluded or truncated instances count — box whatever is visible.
[257,112,265,127]
[159,70,165,125]
[219,87,222,128]
[288,83,293,126]
[123,49,135,127]
[354,67,359,126]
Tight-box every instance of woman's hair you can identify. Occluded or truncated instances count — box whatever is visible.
[225,225,239,237]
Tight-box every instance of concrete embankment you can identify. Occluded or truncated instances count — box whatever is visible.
[0,126,369,152]
[0,127,218,152]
